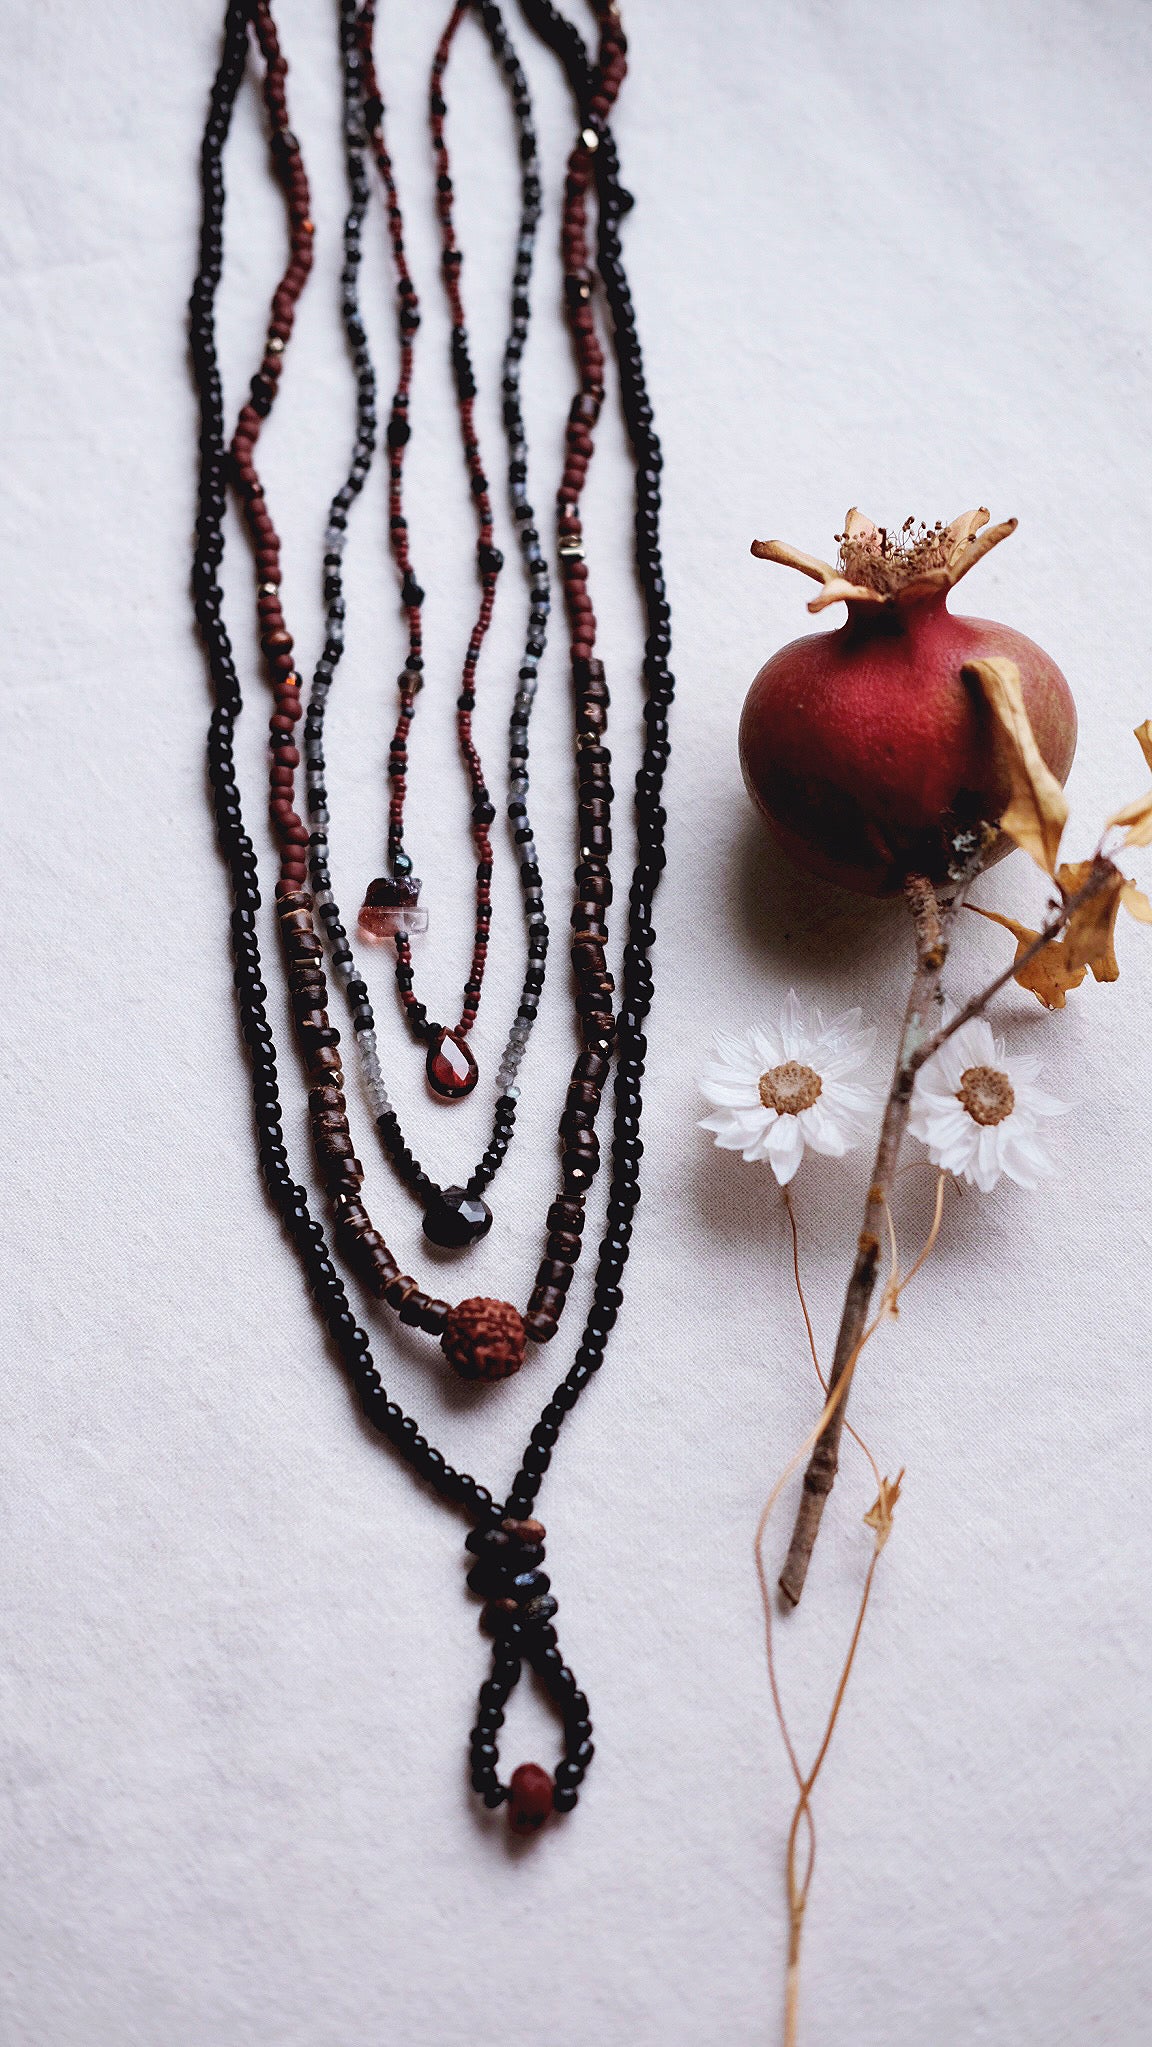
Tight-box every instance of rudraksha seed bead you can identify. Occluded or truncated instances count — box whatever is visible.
[441,1297,526,1381]
[422,1184,493,1249]
[508,1762,554,1836]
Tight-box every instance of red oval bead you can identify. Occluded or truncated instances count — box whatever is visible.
[508,1763,554,1836]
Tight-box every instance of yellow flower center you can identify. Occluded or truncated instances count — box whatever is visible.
[759,1061,823,1116]
[957,1064,1015,1127]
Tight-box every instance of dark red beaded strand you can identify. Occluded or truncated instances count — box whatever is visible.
[358,1,505,1094]
[227,0,314,897]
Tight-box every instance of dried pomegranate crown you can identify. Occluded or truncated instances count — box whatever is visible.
[751,506,1017,613]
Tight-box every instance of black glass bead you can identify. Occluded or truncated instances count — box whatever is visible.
[422,1184,493,1248]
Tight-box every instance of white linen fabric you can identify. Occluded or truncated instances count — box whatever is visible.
[3,3,1151,2041]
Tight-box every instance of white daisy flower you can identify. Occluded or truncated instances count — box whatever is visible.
[907,1011,1069,1193]
[699,990,880,1186]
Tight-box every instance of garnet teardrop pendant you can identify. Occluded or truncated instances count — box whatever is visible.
[426,1027,479,1100]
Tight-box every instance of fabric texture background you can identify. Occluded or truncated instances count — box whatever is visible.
[2,3,1150,2041]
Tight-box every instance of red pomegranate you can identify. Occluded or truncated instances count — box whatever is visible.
[739,509,1077,896]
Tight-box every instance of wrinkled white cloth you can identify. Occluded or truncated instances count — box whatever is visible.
[3,3,1151,2042]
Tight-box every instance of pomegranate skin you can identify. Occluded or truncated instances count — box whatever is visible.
[739,596,1077,896]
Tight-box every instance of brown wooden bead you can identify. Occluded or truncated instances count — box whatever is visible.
[309,1085,346,1115]
[529,1284,568,1320]
[383,1274,419,1312]
[573,1051,610,1087]
[315,1108,350,1136]
[524,1311,558,1345]
[572,941,606,977]
[367,1248,400,1292]
[546,1231,582,1263]
[534,1258,573,1294]
[547,1198,585,1233]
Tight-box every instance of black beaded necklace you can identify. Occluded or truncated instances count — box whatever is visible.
[303,0,551,1250]
[191,0,673,1831]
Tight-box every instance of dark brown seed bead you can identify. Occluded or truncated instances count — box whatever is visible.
[574,1051,609,1086]
[383,1274,420,1312]
[524,1311,559,1345]
[546,1232,582,1263]
[547,1198,585,1233]
[398,1289,431,1327]
[572,941,606,976]
[534,1259,573,1294]
[309,1085,346,1114]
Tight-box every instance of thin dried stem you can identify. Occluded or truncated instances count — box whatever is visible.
[761,1186,946,2046]
[916,856,1116,1069]
[779,871,967,1606]
[895,1170,946,1298]
[783,1189,880,1486]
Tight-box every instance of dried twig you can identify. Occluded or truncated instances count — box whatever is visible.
[778,871,963,1606]
[778,848,1118,1606]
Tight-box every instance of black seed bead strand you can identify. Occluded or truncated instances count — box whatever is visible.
[463,0,676,1813]
[189,0,487,1525]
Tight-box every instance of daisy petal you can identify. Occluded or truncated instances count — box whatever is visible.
[766,1114,806,1184]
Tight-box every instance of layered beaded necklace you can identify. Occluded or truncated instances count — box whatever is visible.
[303,0,551,1250]
[191,0,673,1830]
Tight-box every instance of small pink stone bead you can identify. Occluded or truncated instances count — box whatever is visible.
[356,903,429,943]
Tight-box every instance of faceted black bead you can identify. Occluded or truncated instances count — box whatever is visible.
[422,1185,493,1249]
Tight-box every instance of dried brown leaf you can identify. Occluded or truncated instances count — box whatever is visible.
[1107,789,1152,848]
[1122,880,1152,924]
[965,657,1069,874]
[967,904,1088,1008]
[863,1471,904,1555]
[1136,720,1152,775]
[1057,860,1127,982]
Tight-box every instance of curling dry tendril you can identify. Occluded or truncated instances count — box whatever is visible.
[757,1171,945,2047]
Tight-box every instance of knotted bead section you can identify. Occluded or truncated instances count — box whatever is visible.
[465,1514,593,1828]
